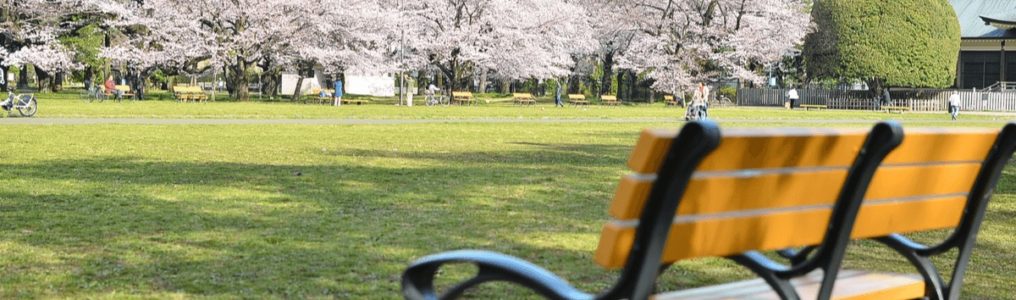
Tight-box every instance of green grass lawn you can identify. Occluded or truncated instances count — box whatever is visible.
[1,92,1014,298]
[21,90,1016,122]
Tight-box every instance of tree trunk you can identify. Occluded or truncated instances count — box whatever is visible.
[262,69,280,99]
[135,69,148,100]
[36,68,50,92]
[477,68,487,93]
[601,52,615,96]
[436,58,460,96]
[17,65,29,90]
[51,72,64,92]
[291,62,311,102]
[0,64,8,92]
[229,60,250,101]
[291,76,304,101]
[83,66,95,90]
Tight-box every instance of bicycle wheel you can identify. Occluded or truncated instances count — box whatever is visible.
[17,96,37,117]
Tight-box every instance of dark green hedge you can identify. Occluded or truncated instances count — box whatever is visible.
[804,0,961,88]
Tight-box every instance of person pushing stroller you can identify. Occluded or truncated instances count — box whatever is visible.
[685,82,709,121]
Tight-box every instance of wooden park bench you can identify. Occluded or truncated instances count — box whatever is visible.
[173,85,208,102]
[801,104,828,110]
[883,106,911,114]
[568,94,589,106]
[106,85,136,101]
[402,121,1016,300]
[664,95,679,106]
[601,95,620,106]
[342,98,370,105]
[451,91,475,105]
[305,88,336,104]
[513,93,536,105]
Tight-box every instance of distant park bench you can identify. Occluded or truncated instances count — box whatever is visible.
[801,104,827,110]
[342,98,370,105]
[107,85,135,101]
[401,121,1016,300]
[512,93,536,105]
[601,95,619,106]
[307,88,334,104]
[173,85,207,102]
[883,106,911,113]
[664,95,679,106]
[568,94,588,105]
[451,91,475,105]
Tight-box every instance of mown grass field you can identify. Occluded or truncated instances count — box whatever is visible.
[0,92,1013,298]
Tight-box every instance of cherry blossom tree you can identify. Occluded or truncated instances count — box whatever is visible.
[102,0,395,100]
[396,0,596,92]
[1,0,126,91]
[614,0,811,93]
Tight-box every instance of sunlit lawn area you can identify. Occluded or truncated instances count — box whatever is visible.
[1,92,1014,298]
[21,90,1016,122]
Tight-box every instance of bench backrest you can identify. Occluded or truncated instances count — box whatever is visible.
[592,122,1016,299]
[593,121,1016,298]
[452,91,472,98]
[174,86,204,94]
[664,95,675,101]
[602,95,617,101]
[513,93,533,99]
[115,85,131,92]
[596,126,868,268]
[568,94,585,100]
[594,126,1000,268]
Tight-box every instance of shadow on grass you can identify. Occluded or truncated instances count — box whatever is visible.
[2,147,1014,298]
[0,146,632,297]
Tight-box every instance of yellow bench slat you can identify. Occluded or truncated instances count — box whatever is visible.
[609,162,980,220]
[595,195,966,268]
[627,128,869,173]
[628,129,996,173]
[883,129,996,164]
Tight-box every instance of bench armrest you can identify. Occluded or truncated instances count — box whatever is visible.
[402,250,593,300]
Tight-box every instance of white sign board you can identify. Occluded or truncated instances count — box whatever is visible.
[279,73,321,96]
[346,74,395,97]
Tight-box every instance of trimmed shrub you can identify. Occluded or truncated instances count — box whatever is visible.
[803,0,961,88]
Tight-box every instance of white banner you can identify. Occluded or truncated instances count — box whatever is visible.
[346,74,395,97]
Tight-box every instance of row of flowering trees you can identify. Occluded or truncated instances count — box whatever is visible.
[0,0,811,100]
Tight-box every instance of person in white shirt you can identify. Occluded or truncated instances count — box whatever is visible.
[787,88,800,110]
[948,91,961,120]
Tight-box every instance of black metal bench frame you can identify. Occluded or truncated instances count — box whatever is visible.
[871,124,1016,300]
[401,121,938,300]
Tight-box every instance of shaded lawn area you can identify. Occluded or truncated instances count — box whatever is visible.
[1,120,1014,298]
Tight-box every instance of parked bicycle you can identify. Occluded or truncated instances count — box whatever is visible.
[1,91,38,117]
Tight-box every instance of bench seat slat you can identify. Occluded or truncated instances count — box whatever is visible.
[654,270,924,300]
[596,195,966,268]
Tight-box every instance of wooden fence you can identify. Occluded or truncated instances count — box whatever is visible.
[736,88,1016,112]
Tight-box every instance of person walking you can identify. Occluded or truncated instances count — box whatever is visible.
[882,87,892,106]
[948,91,961,120]
[333,79,343,107]
[786,87,799,110]
[554,80,564,107]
